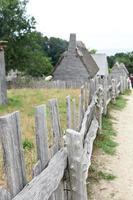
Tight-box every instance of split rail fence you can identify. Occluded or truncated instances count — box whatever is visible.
[0,74,130,200]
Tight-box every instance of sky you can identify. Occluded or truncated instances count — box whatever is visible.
[27,0,133,55]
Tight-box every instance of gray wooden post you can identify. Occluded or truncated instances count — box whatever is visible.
[0,112,26,197]
[95,87,103,134]
[65,129,87,200]
[111,79,116,103]
[49,98,64,200]
[33,105,49,177]
[102,77,108,115]
[72,98,77,130]
[0,46,7,105]
[0,187,11,200]
[49,98,62,153]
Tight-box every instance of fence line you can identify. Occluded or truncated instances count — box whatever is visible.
[7,79,86,89]
[0,73,130,200]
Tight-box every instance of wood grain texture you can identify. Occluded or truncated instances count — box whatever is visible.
[65,129,87,200]
[0,187,11,200]
[0,112,26,197]
[49,99,62,153]
[72,98,77,130]
[83,117,99,179]
[34,105,49,175]
[13,149,67,200]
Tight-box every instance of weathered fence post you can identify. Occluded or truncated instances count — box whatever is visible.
[65,129,88,200]
[72,98,77,130]
[102,77,108,115]
[0,112,26,197]
[96,86,103,134]
[0,187,11,200]
[111,79,116,103]
[0,43,7,105]
[33,105,49,177]
[49,98,64,200]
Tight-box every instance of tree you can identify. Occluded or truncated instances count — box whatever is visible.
[107,52,133,74]
[0,0,53,77]
[43,37,68,65]
[88,48,97,54]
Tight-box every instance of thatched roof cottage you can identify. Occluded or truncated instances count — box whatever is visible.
[53,34,99,81]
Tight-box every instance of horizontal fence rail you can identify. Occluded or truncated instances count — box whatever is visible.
[0,72,130,200]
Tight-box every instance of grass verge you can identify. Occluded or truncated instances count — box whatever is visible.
[88,91,130,199]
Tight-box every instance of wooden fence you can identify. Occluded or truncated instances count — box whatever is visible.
[7,78,85,89]
[0,74,130,200]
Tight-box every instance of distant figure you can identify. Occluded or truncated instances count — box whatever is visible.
[130,74,133,88]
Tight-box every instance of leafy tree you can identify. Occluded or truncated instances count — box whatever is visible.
[43,37,68,65]
[0,0,53,76]
[107,52,133,74]
[89,48,97,54]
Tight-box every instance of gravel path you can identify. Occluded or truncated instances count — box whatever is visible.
[90,91,133,200]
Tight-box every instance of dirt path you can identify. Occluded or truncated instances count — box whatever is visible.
[90,91,133,200]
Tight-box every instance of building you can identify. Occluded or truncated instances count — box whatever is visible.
[53,34,99,81]
[91,53,109,77]
[111,62,129,79]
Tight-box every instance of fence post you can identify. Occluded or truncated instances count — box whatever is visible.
[0,187,11,200]
[72,98,77,130]
[111,79,116,103]
[49,99,64,200]
[65,129,88,200]
[0,112,26,197]
[33,105,49,177]
[49,98,62,153]
[96,87,103,134]
[102,77,108,115]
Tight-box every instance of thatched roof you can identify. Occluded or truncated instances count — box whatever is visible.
[53,34,99,78]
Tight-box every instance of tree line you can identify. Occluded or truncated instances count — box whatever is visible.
[107,53,133,74]
[0,0,132,77]
[0,0,68,77]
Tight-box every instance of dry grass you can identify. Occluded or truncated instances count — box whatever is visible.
[0,88,80,185]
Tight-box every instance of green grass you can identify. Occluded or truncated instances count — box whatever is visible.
[95,92,130,155]
[110,95,127,110]
[95,115,118,155]
[88,166,116,182]
[0,88,80,183]
[98,171,116,181]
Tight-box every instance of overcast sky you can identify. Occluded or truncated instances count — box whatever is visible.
[27,0,133,55]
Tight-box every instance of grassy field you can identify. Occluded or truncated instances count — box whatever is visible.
[0,88,80,185]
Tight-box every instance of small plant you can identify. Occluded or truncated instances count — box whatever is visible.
[98,171,116,181]
[23,138,34,151]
